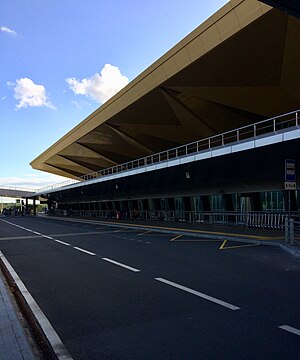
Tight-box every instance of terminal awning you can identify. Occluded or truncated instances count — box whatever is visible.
[31,0,300,179]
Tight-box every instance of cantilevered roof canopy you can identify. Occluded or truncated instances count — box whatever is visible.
[31,0,300,179]
[261,0,300,18]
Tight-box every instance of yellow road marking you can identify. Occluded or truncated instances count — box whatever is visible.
[50,216,278,241]
[219,240,227,249]
[174,239,221,242]
[171,234,182,241]
[101,221,273,240]
[220,241,260,250]
[137,230,152,236]
[266,236,284,240]
[133,233,175,237]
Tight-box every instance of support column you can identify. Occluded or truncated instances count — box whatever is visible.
[284,190,298,212]
[142,199,149,211]
[114,201,120,211]
[107,201,113,210]
[182,196,192,211]
[249,192,262,211]
[25,198,29,214]
[132,200,138,210]
[202,195,211,211]
[223,194,235,224]
[182,196,192,222]
[223,194,234,211]
[202,195,211,221]
[33,197,36,216]
[167,198,175,211]
[154,198,161,211]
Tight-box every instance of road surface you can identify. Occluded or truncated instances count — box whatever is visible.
[0,216,299,359]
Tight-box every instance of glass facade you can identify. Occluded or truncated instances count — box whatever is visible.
[192,196,203,212]
[209,195,224,211]
[260,191,285,211]
[56,190,298,215]
[175,197,184,211]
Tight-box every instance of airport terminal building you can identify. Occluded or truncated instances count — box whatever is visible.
[31,0,300,227]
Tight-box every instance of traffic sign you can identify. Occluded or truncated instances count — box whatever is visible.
[284,181,296,190]
[285,159,296,181]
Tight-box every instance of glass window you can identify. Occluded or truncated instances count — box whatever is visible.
[210,195,224,211]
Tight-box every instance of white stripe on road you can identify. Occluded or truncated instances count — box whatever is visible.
[54,239,71,246]
[0,219,49,240]
[0,251,73,360]
[279,325,300,336]
[0,219,28,231]
[43,235,54,240]
[0,219,98,257]
[74,247,96,256]
[102,258,140,272]
[155,278,240,311]
[0,235,42,241]
[50,231,108,237]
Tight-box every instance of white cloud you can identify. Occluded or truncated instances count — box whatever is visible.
[66,64,129,104]
[0,174,70,190]
[1,26,18,36]
[8,78,56,110]
[71,99,92,110]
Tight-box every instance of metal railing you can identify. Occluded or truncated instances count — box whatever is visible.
[37,109,300,193]
[49,209,299,230]
[246,212,287,230]
[294,220,300,244]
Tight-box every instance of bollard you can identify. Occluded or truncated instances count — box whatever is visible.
[290,219,295,245]
[285,217,289,243]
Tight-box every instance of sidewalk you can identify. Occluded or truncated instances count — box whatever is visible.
[0,271,36,360]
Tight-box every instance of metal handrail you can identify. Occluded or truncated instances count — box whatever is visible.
[37,109,300,193]
[293,219,300,241]
[48,209,297,230]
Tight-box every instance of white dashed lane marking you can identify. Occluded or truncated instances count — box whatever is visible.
[102,257,140,272]
[279,325,300,336]
[54,239,71,246]
[155,277,240,311]
[74,247,96,256]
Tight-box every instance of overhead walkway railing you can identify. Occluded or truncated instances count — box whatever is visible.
[37,109,300,193]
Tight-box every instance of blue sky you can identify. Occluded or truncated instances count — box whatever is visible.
[0,0,228,189]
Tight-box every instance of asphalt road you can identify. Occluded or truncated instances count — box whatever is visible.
[0,216,299,360]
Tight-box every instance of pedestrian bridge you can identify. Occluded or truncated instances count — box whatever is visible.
[0,186,36,199]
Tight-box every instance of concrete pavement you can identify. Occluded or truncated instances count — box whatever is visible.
[0,269,35,360]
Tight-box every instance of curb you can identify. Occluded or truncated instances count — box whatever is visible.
[0,251,73,360]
